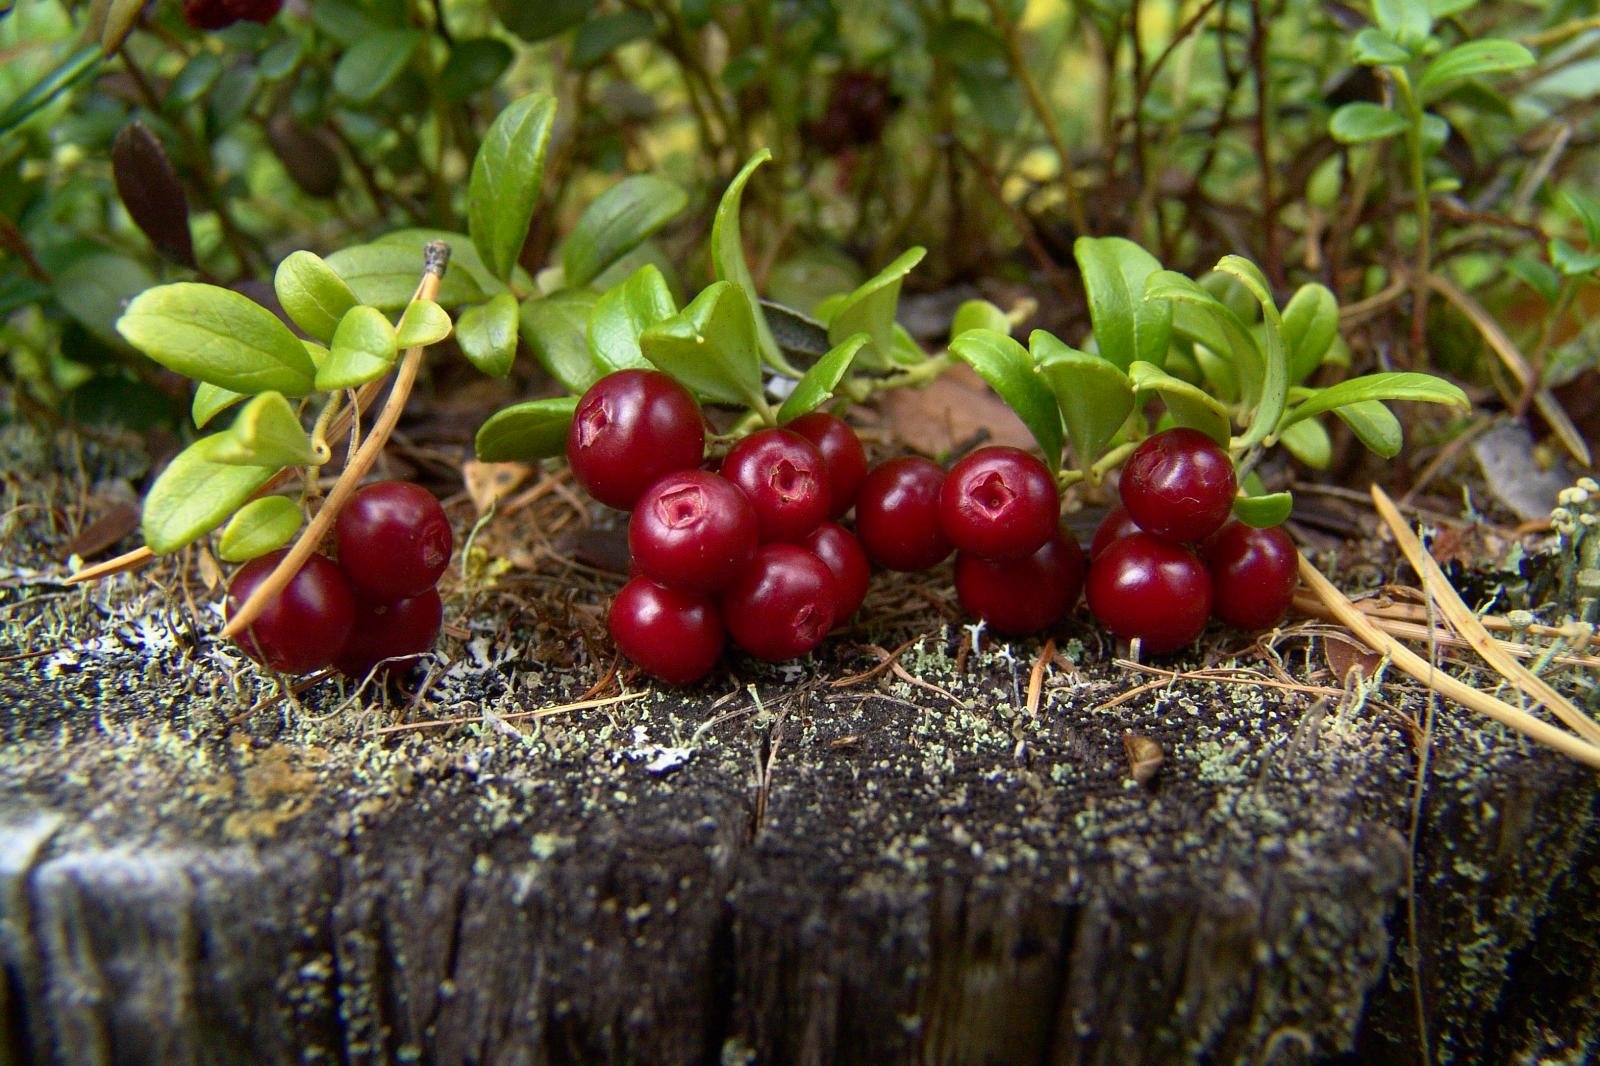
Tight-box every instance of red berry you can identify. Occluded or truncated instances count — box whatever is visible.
[1086,533,1212,654]
[720,544,837,660]
[628,470,758,594]
[720,428,831,543]
[609,578,724,685]
[1119,428,1237,544]
[955,526,1086,635]
[938,446,1058,560]
[334,481,453,600]
[801,521,870,623]
[183,0,237,29]
[226,550,355,674]
[786,411,868,519]
[223,0,283,22]
[335,589,444,679]
[568,370,704,510]
[1200,521,1299,631]
[854,456,951,571]
[1090,505,1144,559]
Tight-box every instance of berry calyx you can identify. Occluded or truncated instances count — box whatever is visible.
[955,526,1086,635]
[1118,427,1237,544]
[854,456,951,572]
[1085,533,1212,654]
[938,446,1059,560]
[226,550,355,674]
[786,411,868,519]
[720,428,831,543]
[335,589,444,679]
[801,522,871,624]
[628,470,759,594]
[334,480,453,600]
[609,578,725,686]
[1200,521,1299,631]
[720,544,838,660]
[1090,505,1144,559]
[567,370,705,510]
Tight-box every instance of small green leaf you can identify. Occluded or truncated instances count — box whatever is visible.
[55,254,157,345]
[211,391,319,468]
[332,30,421,103]
[1147,270,1264,414]
[395,299,452,348]
[1329,102,1408,144]
[1127,360,1231,445]
[521,289,601,394]
[563,175,689,289]
[588,264,678,375]
[1352,28,1412,66]
[711,150,789,373]
[1333,399,1404,457]
[456,292,519,378]
[1550,239,1600,278]
[1374,0,1431,46]
[118,282,317,395]
[475,396,579,462]
[1232,490,1293,528]
[1033,331,1133,470]
[492,0,588,42]
[142,434,279,554]
[467,91,557,285]
[1279,372,1469,430]
[439,38,515,102]
[1507,256,1561,304]
[570,10,657,67]
[1192,343,1240,403]
[948,329,1064,472]
[0,44,101,137]
[218,496,303,563]
[1282,283,1340,384]
[1564,189,1600,249]
[1417,39,1534,103]
[168,52,222,107]
[192,382,245,428]
[1074,236,1173,372]
[826,247,927,370]
[1279,417,1332,469]
[275,251,360,342]
[640,282,767,410]
[950,299,1011,340]
[326,236,491,311]
[1214,255,1289,448]
[778,334,868,423]
[316,306,399,391]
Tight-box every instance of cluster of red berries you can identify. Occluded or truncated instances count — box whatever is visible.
[1085,428,1298,653]
[224,481,453,679]
[182,0,282,31]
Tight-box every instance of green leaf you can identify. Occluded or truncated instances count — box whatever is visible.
[456,292,519,378]
[54,254,156,345]
[1147,270,1264,415]
[439,38,515,102]
[948,329,1065,472]
[0,44,101,137]
[1282,283,1340,384]
[1074,236,1172,371]
[275,251,360,343]
[761,300,831,361]
[332,30,421,103]
[1334,399,1404,457]
[118,282,317,395]
[1279,417,1332,469]
[325,237,491,311]
[1127,360,1231,445]
[521,289,601,394]
[1374,0,1432,46]
[1279,372,1469,430]
[1329,102,1408,144]
[1232,491,1293,528]
[475,396,579,462]
[1565,189,1600,249]
[211,392,318,468]
[1033,331,1133,470]
[192,382,246,428]
[168,52,223,107]
[1551,239,1600,277]
[395,299,452,348]
[778,334,868,423]
[1418,39,1534,103]
[142,434,279,554]
[467,92,557,285]
[711,150,788,372]
[570,10,657,67]
[950,299,1011,340]
[588,264,678,375]
[316,306,399,391]
[826,247,927,370]
[492,0,588,42]
[1352,28,1412,66]
[218,496,303,563]
[640,281,767,410]
[1214,255,1289,448]
[1507,256,1561,304]
[563,175,688,289]
[1191,342,1240,403]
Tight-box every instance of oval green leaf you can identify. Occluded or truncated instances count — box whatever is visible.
[1278,371,1469,430]
[275,250,359,342]
[563,174,689,289]
[1418,40,1534,104]
[395,298,453,348]
[1232,490,1294,528]
[1032,331,1133,471]
[467,92,557,285]
[142,434,280,554]
[1282,283,1339,385]
[1279,417,1332,469]
[710,150,787,372]
[951,299,1011,341]
[1329,102,1407,144]
[778,333,868,423]
[827,246,927,370]
[1074,236,1172,371]
[457,292,519,378]
[1214,255,1289,448]
[315,306,398,391]
[589,264,678,375]
[570,10,657,68]
[193,381,246,429]
[640,281,767,410]
[475,396,579,462]
[218,496,303,563]
[118,282,317,395]
[1127,360,1231,445]
[1333,399,1404,458]
[326,236,491,311]
[332,29,421,103]
[948,328,1064,472]
[521,289,601,394]
[1147,270,1264,415]
[440,38,514,102]
[211,391,318,468]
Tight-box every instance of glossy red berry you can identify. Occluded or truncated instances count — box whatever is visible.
[720,428,831,543]
[938,446,1059,560]
[609,578,725,686]
[1119,428,1237,544]
[802,522,870,623]
[335,589,444,679]
[955,526,1086,635]
[226,550,356,674]
[1200,521,1299,631]
[183,0,236,29]
[1086,533,1212,653]
[628,470,758,594]
[224,0,284,22]
[854,456,951,571]
[334,481,453,600]
[786,412,868,519]
[720,544,838,660]
[1090,505,1144,559]
[568,370,705,510]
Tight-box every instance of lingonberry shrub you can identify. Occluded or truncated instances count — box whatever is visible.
[855,456,951,572]
[720,428,831,544]
[335,481,454,600]
[609,578,726,685]
[1200,521,1299,630]
[955,527,1085,635]
[720,544,838,661]
[939,446,1059,560]
[567,370,705,510]
[629,470,759,594]
[226,551,356,674]
[1085,533,1212,654]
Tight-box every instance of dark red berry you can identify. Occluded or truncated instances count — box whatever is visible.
[1199,521,1299,631]
[939,446,1059,560]
[334,481,453,600]
[1118,428,1237,544]
[956,526,1086,635]
[226,550,355,674]
[335,589,444,679]
[720,428,831,543]
[854,456,951,572]
[720,544,837,660]
[1085,533,1212,654]
[629,470,758,594]
[1090,505,1144,559]
[183,0,237,29]
[786,411,868,519]
[568,370,704,510]
[801,522,870,623]
[223,0,283,22]
[609,578,724,685]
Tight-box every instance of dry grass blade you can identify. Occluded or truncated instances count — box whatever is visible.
[1371,484,1600,745]
[64,545,154,584]
[371,690,644,736]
